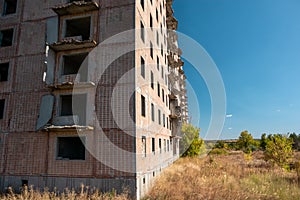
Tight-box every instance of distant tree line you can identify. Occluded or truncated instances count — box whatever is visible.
[212,131,299,169]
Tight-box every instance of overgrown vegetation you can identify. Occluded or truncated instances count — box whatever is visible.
[264,134,293,168]
[144,152,300,200]
[180,123,204,157]
[0,185,130,200]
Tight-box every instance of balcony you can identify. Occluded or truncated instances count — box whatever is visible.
[44,116,94,132]
[52,1,99,16]
[49,38,97,51]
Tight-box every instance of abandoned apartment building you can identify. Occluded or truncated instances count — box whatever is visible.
[0,0,188,199]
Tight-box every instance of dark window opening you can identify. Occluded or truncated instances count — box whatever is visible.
[151,71,154,89]
[156,9,158,21]
[162,89,165,102]
[60,94,87,125]
[156,56,159,70]
[65,17,91,41]
[0,99,5,119]
[157,82,160,97]
[141,95,146,117]
[3,0,17,15]
[156,31,159,46]
[159,138,161,153]
[161,44,163,56]
[143,177,146,184]
[152,137,155,153]
[166,117,169,129]
[0,62,9,82]
[163,113,165,127]
[150,42,153,59]
[62,53,88,81]
[0,29,13,47]
[57,137,85,160]
[151,103,154,122]
[161,66,164,78]
[21,180,28,187]
[140,21,145,42]
[158,109,161,125]
[141,56,145,78]
[150,14,153,28]
[140,0,144,10]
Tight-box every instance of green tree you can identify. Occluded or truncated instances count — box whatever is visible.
[289,132,300,151]
[180,123,204,157]
[264,134,293,168]
[237,130,255,154]
[260,133,268,150]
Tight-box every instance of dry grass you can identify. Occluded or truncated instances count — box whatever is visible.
[0,184,130,200]
[144,151,300,200]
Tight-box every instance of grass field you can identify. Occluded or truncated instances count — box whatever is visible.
[144,151,300,200]
[1,151,299,200]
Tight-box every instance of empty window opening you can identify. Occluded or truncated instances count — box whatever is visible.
[0,28,13,47]
[150,41,153,58]
[140,0,144,10]
[21,180,28,187]
[150,71,154,89]
[143,177,146,184]
[158,109,161,125]
[57,137,85,160]
[162,89,165,102]
[65,17,91,41]
[156,8,158,21]
[161,66,164,78]
[156,31,159,45]
[141,95,146,117]
[159,138,161,153]
[163,113,165,127]
[60,94,87,125]
[62,53,88,81]
[151,103,154,122]
[2,0,17,15]
[141,56,145,78]
[156,56,159,70]
[150,14,153,28]
[0,99,5,119]
[157,82,160,97]
[152,137,155,153]
[0,62,9,82]
[140,21,145,42]
[142,136,146,157]
[164,139,166,152]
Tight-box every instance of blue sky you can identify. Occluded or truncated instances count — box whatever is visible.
[173,0,300,139]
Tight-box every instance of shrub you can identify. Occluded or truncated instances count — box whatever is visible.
[264,134,293,168]
[208,148,228,155]
[236,130,256,154]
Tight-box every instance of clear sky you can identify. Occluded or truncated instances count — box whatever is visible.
[173,0,300,139]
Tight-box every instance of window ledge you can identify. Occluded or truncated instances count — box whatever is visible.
[53,1,100,16]
[48,81,96,89]
[43,125,94,132]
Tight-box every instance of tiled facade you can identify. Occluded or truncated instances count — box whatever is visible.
[0,0,187,199]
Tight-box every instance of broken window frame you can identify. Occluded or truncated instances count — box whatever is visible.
[59,93,87,125]
[0,28,14,47]
[60,52,89,82]
[61,15,93,41]
[56,136,86,160]
[0,62,9,82]
[2,0,17,16]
